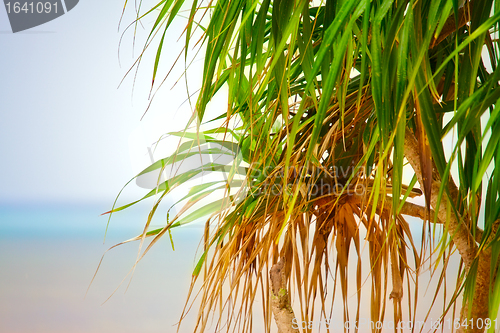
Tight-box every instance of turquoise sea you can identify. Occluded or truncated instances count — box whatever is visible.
[0,203,203,333]
[0,203,478,333]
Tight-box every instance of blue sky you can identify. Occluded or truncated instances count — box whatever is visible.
[0,0,196,205]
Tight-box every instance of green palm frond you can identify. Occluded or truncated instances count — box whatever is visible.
[101,0,500,331]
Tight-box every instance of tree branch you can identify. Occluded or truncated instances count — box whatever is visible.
[404,130,477,269]
[360,194,489,243]
[404,130,491,333]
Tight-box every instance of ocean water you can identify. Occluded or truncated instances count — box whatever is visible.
[0,203,203,333]
[0,203,478,333]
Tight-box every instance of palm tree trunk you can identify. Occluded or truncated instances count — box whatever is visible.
[270,259,299,333]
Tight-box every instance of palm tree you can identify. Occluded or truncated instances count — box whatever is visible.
[104,0,500,332]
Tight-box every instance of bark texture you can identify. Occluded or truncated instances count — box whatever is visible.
[270,259,299,333]
[404,130,491,333]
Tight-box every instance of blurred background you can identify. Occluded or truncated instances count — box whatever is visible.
[0,1,204,332]
[0,1,471,332]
